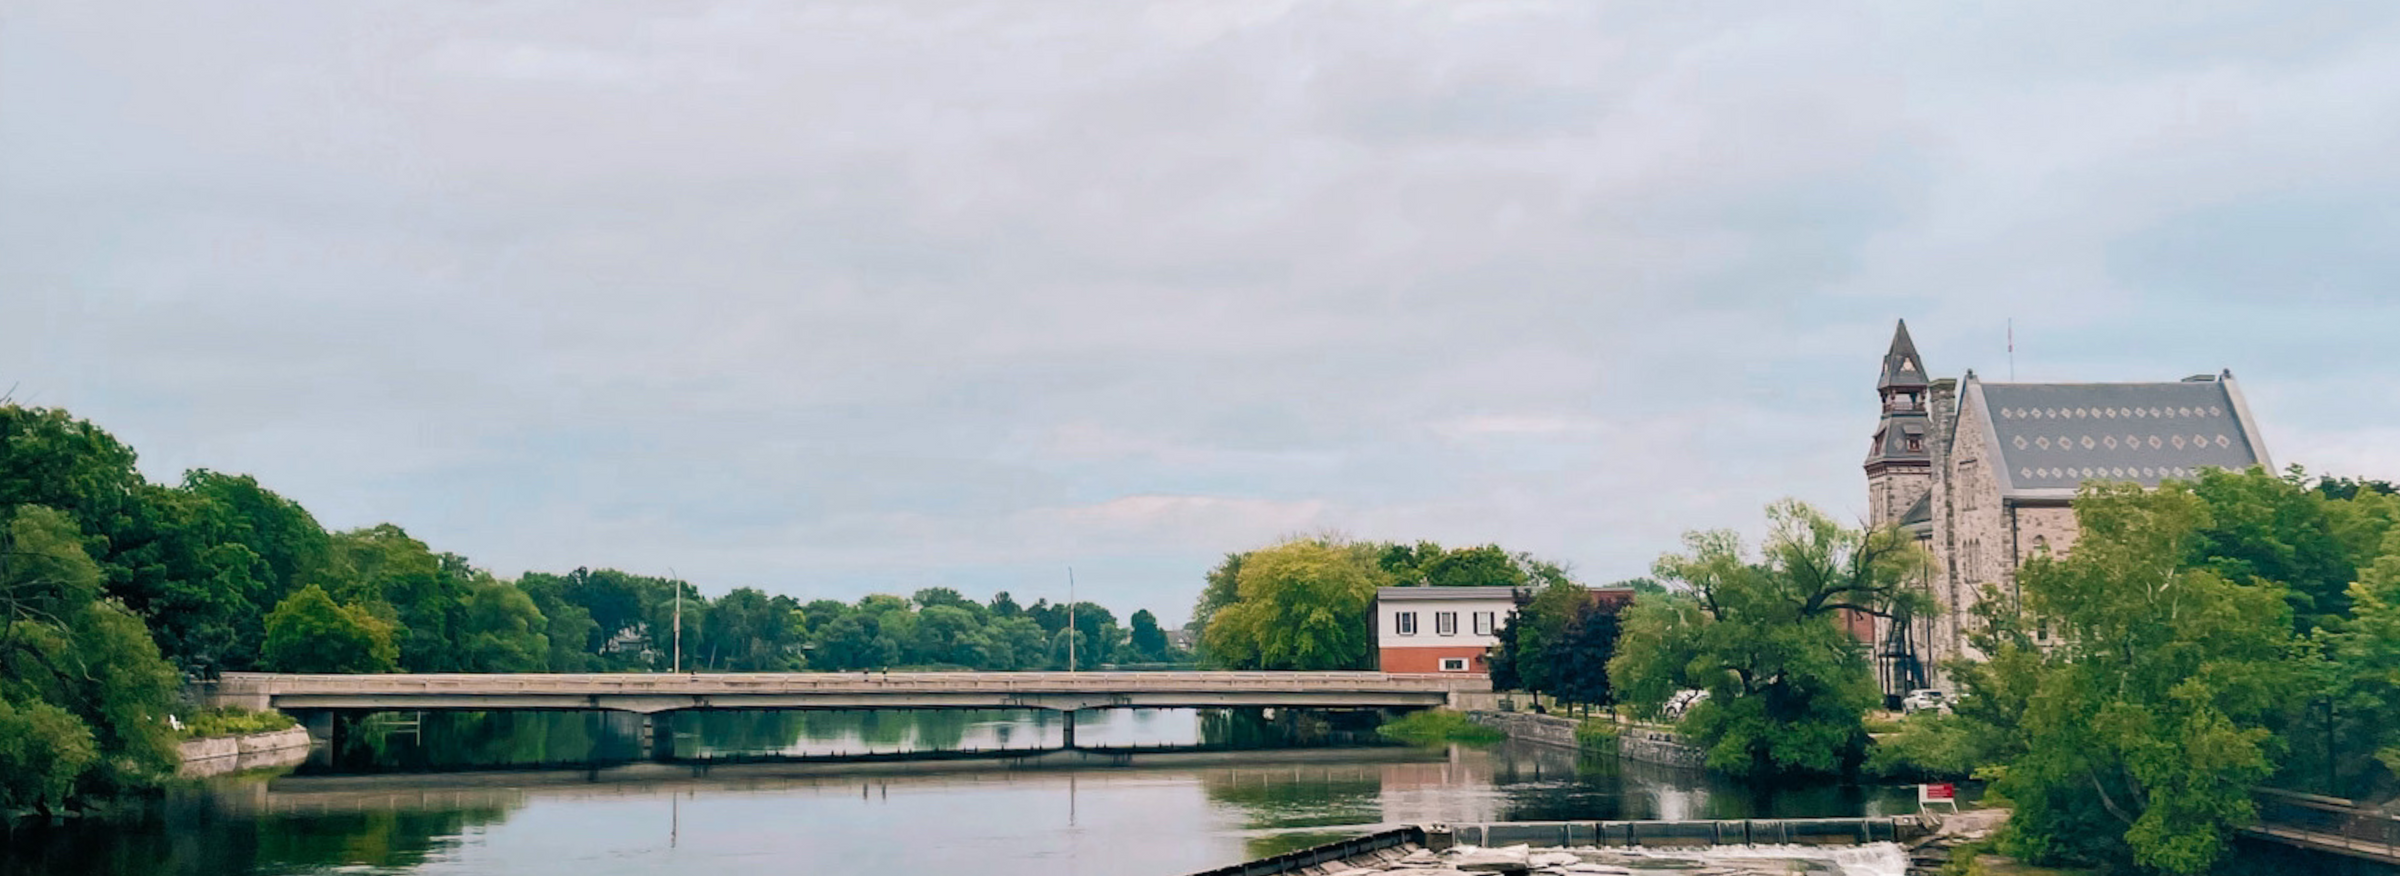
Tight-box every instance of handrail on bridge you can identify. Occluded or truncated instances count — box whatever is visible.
[2248,787,2400,864]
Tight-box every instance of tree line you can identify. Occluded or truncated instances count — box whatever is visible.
[1601,468,2400,876]
[0,403,1182,814]
[1191,537,1595,670]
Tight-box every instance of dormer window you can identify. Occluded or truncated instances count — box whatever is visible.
[1905,434,1924,453]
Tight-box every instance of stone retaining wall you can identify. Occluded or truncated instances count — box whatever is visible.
[178,726,313,777]
[1468,710,1710,770]
[1466,710,1582,748]
[1617,728,1707,769]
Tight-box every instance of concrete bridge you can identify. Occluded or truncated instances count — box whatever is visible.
[204,671,1474,751]
[205,671,1470,714]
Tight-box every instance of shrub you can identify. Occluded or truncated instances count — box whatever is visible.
[178,706,297,739]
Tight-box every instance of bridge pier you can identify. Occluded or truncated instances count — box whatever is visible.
[1061,710,1077,750]
[641,713,676,761]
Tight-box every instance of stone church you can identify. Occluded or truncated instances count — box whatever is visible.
[1858,320,2273,699]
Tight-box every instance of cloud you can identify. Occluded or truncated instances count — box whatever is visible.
[5,0,2399,623]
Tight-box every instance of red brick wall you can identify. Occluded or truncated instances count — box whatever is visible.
[1379,646,1490,674]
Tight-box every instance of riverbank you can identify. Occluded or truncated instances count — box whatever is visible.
[177,726,312,778]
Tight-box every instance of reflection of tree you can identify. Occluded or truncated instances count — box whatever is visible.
[0,793,515,875]
[910,710,972,751]
[1199,767,1385,860]
[1198,709,1383,749]
[324,710,638,771]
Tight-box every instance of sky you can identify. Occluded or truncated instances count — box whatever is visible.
[6,1,2400,625]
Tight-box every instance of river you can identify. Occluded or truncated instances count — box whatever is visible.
[0,709,1927,876]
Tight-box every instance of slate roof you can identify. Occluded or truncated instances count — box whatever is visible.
[1898,493,1934,526]
[1878,320,1930,390]
[1970,375,2270,498]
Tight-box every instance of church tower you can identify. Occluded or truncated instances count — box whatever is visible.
[1866,320,1934,527]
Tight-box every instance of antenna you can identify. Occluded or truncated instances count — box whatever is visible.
[2007,318,2016,382]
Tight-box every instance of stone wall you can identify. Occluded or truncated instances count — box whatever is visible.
[1615,728,1707,770]
[1465,711,1580,748]
[177,726,312,778]
[1465,712,1710,771]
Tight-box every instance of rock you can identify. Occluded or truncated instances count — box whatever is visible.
[1528,852,1579,867]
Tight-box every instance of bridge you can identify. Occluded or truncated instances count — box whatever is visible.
[203,671,1474,751]
[2248,787,2400,869]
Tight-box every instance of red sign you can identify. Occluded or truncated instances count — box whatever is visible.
[1920,783,1956,800]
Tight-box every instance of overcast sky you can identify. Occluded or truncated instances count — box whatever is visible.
[6,2,2398,623]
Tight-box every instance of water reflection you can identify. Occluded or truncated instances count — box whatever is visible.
[2,711,1925,876]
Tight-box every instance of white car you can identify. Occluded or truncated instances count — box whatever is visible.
[1662,689,1710,720]
[1901,689,1951,714]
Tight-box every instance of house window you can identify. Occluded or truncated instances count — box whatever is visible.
[1472,612,1495,635]
[1435,612,1458,636]
[1394,612,1417,636]
[1439,658,1469,672]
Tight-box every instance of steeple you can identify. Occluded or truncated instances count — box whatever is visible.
[1866,319,1934,523]
[1879,319,1929,391]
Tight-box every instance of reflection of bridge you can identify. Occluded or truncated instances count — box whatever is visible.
[214,747,1449,817]
[205,671,1472,750]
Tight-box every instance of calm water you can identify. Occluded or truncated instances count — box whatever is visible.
[1,709,1923,876]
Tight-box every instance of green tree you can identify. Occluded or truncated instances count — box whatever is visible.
[1488,578,1586,697]
[517,572,601,671]
[1607,500,1927,778]
[1991,482,2303,875]
[0,505,181,812]
[329,525,472,672]
[2187,467,2354,633]
[1201,538,1385,670]
[1190,552,1244,636]
[1128,609,1170,662]
[262,584,399,673]
[458,581,550,672]
[987,591,1023,618]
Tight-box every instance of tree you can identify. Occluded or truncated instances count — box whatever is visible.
[458,581,550,672]
[0,505,181,812]
[1381,542,1528,588]
[1607,500,1927,778]
[1201,538,1385,670]
[1488,579,1586,697]
[1990,482,2303,875]
[2186,467,2354,633]
[262,584,399,673]
[329,525,470,672]
[1128,609,1170,662]
[1550,603,1621,709]
[1190,553,1244,635]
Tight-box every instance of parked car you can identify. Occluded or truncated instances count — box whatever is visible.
[1901,688,1951,714]
[1663,688,1710,720]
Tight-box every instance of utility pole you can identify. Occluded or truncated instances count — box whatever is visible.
[1066,566,1077,672]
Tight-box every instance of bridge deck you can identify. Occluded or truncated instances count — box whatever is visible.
[206,671,1475,714]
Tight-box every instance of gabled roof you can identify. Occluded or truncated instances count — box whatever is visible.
[1878,320,1929,390]
[1965,372,2273,499]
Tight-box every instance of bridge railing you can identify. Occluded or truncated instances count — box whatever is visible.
[211,671,1478,696]
[2251,787,2400,861]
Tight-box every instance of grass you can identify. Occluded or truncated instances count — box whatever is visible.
[179,706,297,739]
[1377,709,1507,746]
